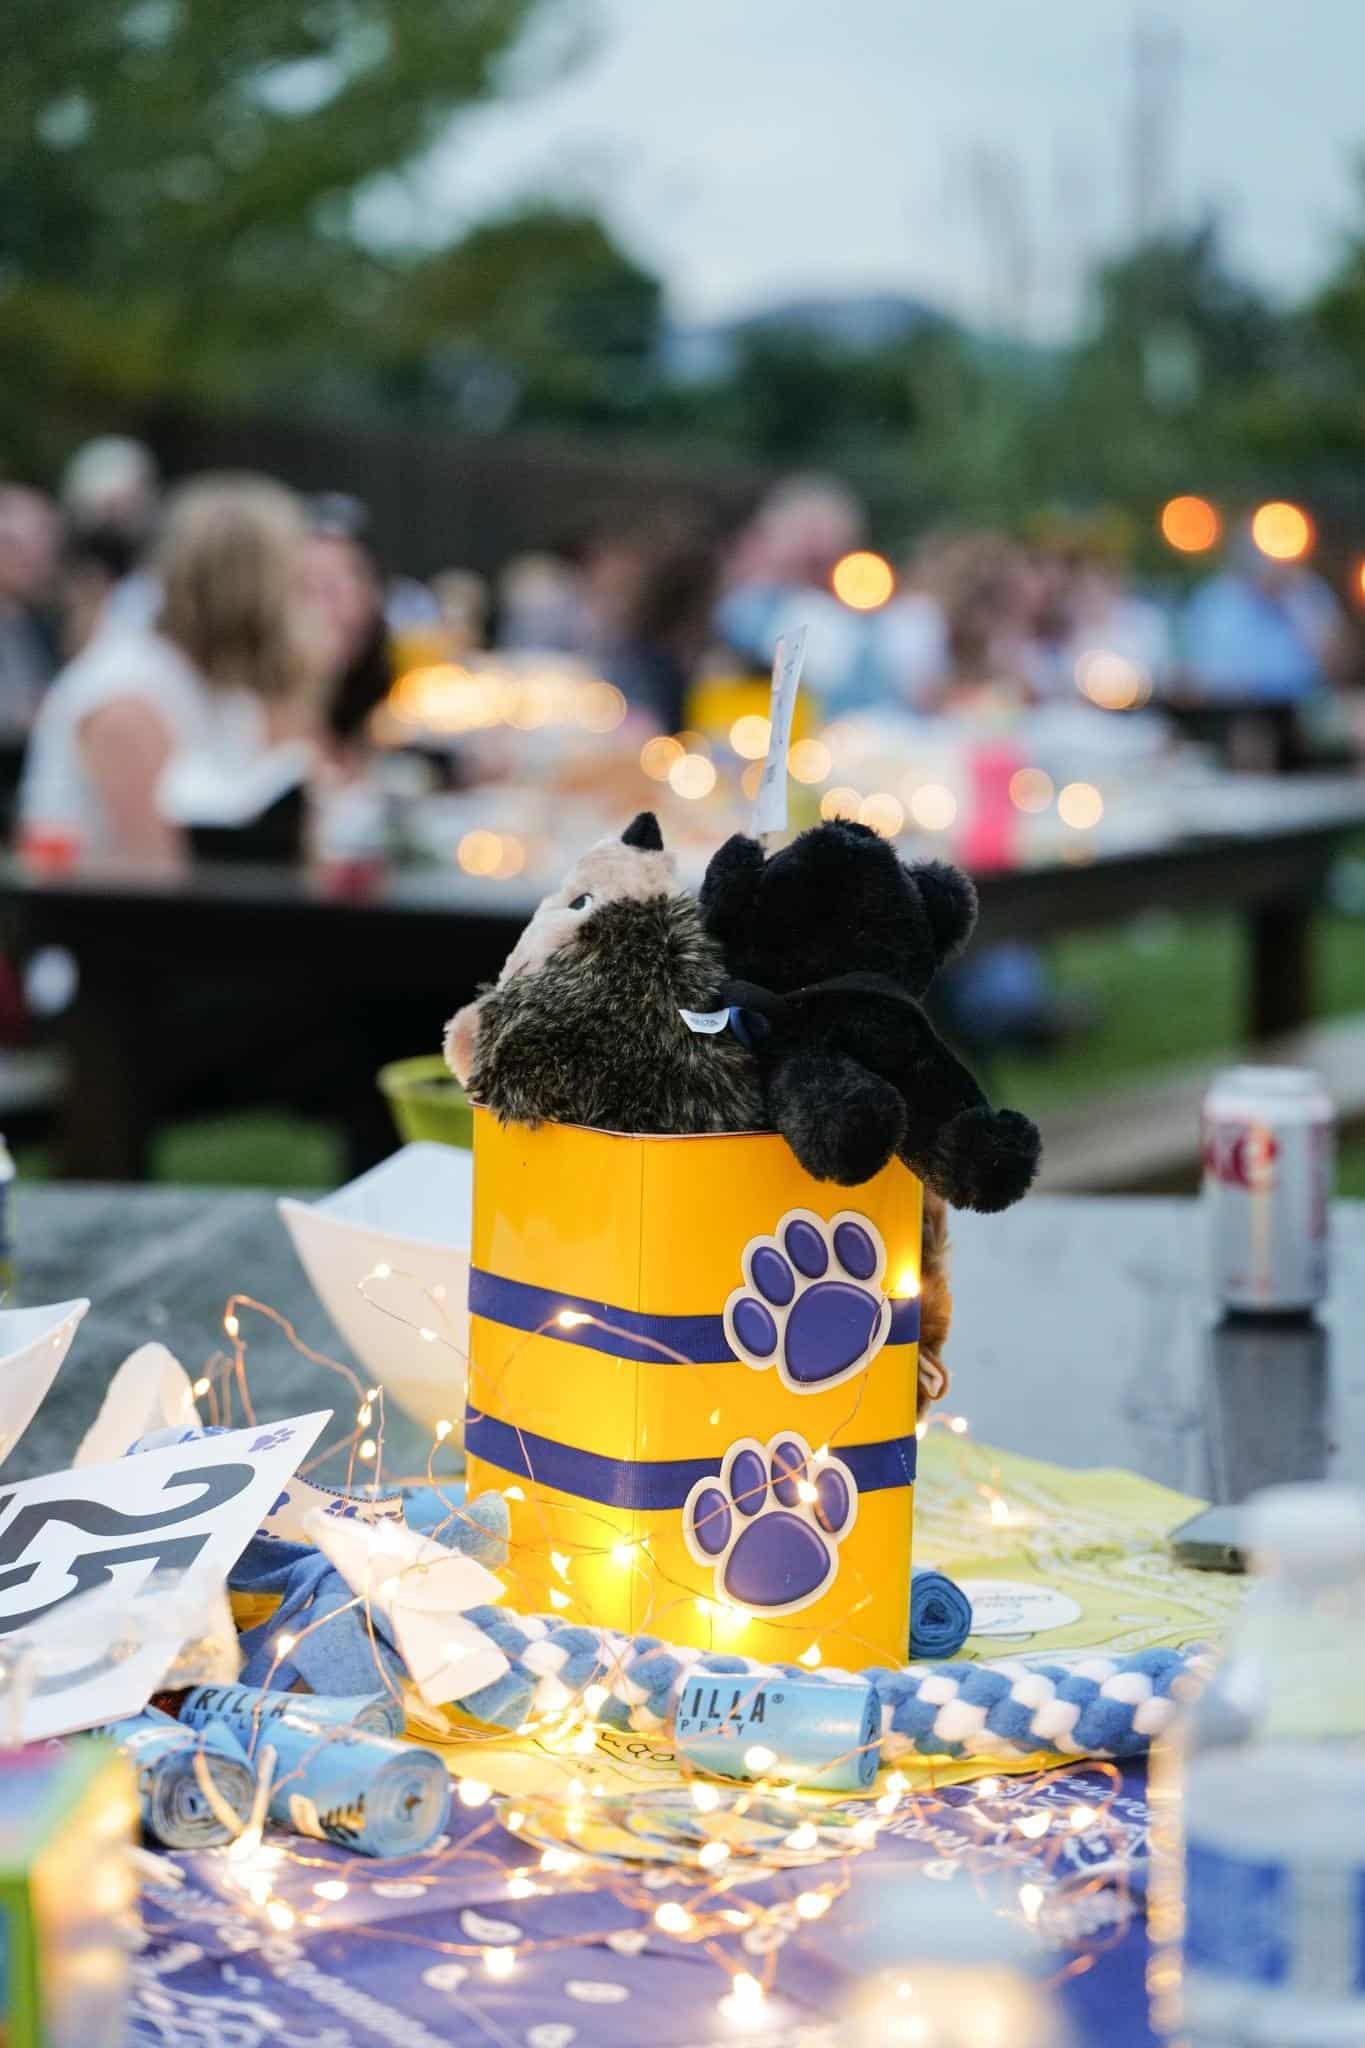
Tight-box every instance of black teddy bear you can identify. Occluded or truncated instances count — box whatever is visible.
[699,820,1041,1211]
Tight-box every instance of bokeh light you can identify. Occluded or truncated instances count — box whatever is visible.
[1075,649,1151,711]
[788,737,832,784]
[859,791,905,838]
[907,783,958,832]
[1057,781,1104,830]
[831,550,895,610]
[458,829,503,876]
[820,785,862,821]
[740,761,763,801]
[1009,767,1054,813]
[1251,500,1313,562]
[640,735,684,781]
[576,680,627,732]
[1356,559,1365,606]
[1159,495,1221,553]
[729,713,771,760]
[668,753,718,800]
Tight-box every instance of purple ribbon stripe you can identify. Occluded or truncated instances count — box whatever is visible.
[468,1266,921,1366]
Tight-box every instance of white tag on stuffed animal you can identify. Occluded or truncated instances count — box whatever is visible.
[753,624,808,841]
[678,1006,730,1035]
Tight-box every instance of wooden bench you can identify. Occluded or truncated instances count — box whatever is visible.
[1036,1015,1365,1193]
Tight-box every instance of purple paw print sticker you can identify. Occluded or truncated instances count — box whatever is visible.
[248,1427,294,1455]
[683,1431,857,1615]
[724,1209,890,1394]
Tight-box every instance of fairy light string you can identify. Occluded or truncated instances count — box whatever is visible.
[128,1267,1170,2032]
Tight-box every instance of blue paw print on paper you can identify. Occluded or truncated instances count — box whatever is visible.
[683,1432,857,1616]
[724,1209,890,1394]
[249,1427,294,1455]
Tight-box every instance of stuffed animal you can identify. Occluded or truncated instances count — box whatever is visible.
[445,812,763,1136]
[699,820,1041,1212]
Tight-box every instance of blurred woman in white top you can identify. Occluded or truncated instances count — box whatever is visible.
[21,474,321,862]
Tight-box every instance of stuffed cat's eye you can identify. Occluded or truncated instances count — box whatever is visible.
[569,892,594,911]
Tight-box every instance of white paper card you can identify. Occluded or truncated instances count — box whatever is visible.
[0,1410,331,1739]
[752,625,808,840]
[307,1509,509,1706]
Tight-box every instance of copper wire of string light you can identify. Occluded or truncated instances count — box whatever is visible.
[152,1278,1142,2029]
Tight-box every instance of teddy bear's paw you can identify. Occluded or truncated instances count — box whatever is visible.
[932,1105,1042,1213]
[683,1432,857,1614]
[770,1054,905,1185]
[725,1207,892,1392]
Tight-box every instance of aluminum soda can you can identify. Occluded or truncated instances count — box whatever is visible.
[1202,1066,1333,1312]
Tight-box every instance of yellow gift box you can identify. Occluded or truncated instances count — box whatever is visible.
[465,1110,920,1671]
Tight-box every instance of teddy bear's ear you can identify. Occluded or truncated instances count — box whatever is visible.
[910,858,979,963]
[700,833,765,937]
[621,811,664,851]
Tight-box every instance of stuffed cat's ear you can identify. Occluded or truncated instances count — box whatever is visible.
[910,858,978,964]
[443,1001,481,1085]
[622,811,664,851]
[700,833,765,939]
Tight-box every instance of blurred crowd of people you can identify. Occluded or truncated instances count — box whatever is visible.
[0,443,1359,867]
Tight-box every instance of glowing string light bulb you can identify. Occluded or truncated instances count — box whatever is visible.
[654,1901,695,1935]
[720,1971,767,2023]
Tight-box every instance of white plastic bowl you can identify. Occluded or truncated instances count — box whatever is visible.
[279,1144,472,1439]
[0,1299,90,1469]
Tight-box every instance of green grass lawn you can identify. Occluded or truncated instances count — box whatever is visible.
[17,905,1365,1192]
[991,908,1365,1195]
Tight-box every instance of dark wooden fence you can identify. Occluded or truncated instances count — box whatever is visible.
[141,407,768,578]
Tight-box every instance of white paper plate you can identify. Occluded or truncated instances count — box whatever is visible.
[279,1144,472,1441]
[0,1299,90,1469]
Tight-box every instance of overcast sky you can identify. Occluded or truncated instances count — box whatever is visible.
[419,0,1364,337]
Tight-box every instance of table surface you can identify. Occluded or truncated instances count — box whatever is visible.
[4,770,1364,938]
[14,1182,1361,1497]
[13,1183,1358,2048]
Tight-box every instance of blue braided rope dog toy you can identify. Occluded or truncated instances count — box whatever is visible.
[453,1604,1200,1764]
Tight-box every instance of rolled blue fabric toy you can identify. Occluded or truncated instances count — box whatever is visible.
[103,1707,256,1849]
[180,1684,450,1856]
[177,1681,404,1745]
[268,1721,451,1857]
[909,1565,973,1660]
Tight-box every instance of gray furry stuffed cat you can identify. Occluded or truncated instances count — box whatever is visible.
[444,812,762,1135]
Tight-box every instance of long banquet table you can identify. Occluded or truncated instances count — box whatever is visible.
[2,770,1363,1181]
[11,1183,1360,2047]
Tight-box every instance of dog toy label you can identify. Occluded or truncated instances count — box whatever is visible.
[675,1673,880,1790]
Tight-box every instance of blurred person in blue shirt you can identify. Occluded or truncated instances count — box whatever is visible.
[1180,526,1348,702]
[716,475,925,710]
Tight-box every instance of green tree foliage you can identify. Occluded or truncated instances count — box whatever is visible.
[0,0,583,464]
[386,205,662,427]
